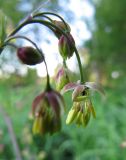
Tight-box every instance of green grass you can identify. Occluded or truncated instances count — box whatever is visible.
[0,75,126,160]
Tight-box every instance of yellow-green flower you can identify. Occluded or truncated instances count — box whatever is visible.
[63,81,105,126]
[66,99,96,127]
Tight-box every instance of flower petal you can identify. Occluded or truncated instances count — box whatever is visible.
[46,91,61,117]
[72,85,85,101]
[32,93,45,117]
[54,91,65,113]
[61,82,78,94]
[85,82,105,95]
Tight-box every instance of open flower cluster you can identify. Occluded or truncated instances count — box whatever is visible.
[0,10,104,136]
[63,82,104,126]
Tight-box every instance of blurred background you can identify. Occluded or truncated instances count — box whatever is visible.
[0,0,126,159]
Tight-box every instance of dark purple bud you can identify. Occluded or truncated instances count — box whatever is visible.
[58,33,75,60]
[17,46,44,65]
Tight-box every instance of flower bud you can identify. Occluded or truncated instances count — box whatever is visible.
[58,33,75,60]
[52,20,71,39]
[55,66,70,91]
[17,46,44,65]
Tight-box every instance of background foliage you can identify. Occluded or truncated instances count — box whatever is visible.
[0,0,126,159]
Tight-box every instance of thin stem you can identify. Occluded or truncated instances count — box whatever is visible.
[63,59,67,68]
[74,46,84,83]
[5,35,43,56]
[43,59,51,90]
[4,42,18,49]
[35,14,53,22]
[33,12,69,31]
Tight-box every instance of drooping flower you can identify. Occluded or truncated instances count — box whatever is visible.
[58,33,75,60]
[32,89,65,135]
[63,81,105,126]
[55,66,70,91]
[17,46,44,65]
